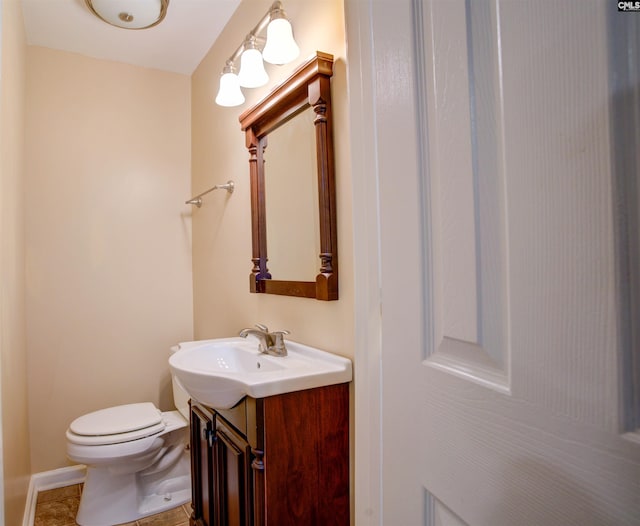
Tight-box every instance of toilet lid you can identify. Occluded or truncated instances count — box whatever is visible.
[69,402,163,437]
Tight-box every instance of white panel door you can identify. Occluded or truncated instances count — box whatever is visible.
[348,0,640,524]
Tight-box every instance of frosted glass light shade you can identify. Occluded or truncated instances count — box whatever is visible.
[262,18,300,65]
[238,48,269,88]
[85,0,168,29]
[215,72,245,107]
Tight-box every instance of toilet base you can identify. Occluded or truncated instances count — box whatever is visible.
[75,448,191,526]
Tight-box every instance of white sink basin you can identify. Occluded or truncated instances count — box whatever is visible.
[169,337,352,409]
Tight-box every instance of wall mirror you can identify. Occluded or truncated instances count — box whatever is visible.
[239,51,338,300]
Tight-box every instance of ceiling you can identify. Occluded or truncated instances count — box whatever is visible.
[21,0,242,75]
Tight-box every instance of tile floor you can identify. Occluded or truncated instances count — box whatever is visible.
[34,484,191,526]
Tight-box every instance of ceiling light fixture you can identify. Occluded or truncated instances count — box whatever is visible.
[215,1,300,107]
[85,0,169,30]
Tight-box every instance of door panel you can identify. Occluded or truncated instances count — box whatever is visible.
[215,423,250,526]
[215,419,252,526]
[191,405,214,526]
[419,0,638,523]
[432,499,468,526]
[425,0,509,381]
[348,0,640,524]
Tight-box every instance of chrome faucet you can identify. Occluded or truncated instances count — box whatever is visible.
[239,324,290,357]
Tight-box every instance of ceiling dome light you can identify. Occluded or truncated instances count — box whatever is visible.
[238,38,269,88]
[85,0,169,30]
[215,63,245,107]
[262,6,299,65]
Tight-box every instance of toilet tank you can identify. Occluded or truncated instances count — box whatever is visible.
[170,345,190,420]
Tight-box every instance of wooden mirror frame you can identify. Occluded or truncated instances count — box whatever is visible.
[239,52,338,300]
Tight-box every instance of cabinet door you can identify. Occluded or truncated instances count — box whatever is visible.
[191,404,215,526]
[214,418,253,526]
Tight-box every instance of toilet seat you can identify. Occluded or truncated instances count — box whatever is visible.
[66,402,166,446]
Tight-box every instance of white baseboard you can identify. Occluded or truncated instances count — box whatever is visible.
[22,465,86,526]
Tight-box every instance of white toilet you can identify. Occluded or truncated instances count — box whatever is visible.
[66,352,191,526]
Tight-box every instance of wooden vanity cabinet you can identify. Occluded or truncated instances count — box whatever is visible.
[189,383,349,526]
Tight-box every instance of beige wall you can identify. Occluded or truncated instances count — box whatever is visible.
[1,0,30,523]
[25,48,194,472]
[191,0,353,359]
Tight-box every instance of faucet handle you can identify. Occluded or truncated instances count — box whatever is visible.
[270,330,290,352]
[255,323,269,332]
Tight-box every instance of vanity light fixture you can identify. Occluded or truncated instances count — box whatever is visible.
[85,0,169,29]
[262,4,300,65]
[215,62,245,107]
[238,36,269,88]
[215,1,300,107]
